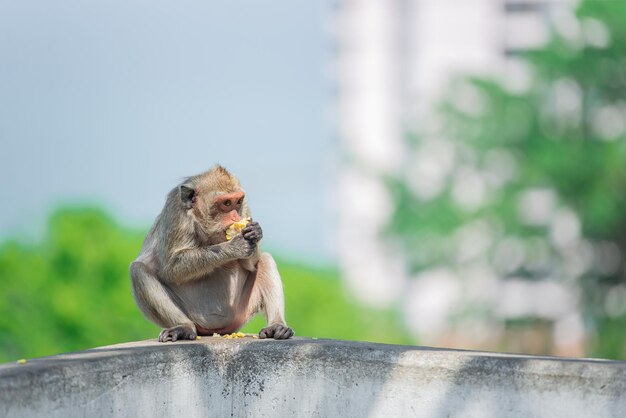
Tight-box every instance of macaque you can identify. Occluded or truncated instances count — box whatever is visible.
[129,166,294,341]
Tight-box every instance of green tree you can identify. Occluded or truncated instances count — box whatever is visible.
[388,1,626,358]
[0,207,149,361]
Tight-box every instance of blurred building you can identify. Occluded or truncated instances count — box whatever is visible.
[334,0,582,355]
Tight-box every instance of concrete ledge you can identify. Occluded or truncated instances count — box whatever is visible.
[1,338,625,417]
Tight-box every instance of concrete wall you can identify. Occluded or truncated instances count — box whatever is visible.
[1,338,625,417]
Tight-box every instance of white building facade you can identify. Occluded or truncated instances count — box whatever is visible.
[334,0,582,354]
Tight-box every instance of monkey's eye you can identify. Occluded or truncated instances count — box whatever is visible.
[238,198,243,205]
[224,199,232,207]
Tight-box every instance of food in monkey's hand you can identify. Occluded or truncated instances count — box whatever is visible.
[225,218,251,241]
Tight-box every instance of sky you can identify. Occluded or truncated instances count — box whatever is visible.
[0,1,334,262]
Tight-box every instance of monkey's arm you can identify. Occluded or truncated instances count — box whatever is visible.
[162,237,256,284]
[240,250,261,272]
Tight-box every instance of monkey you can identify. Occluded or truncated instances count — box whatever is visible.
[129,165,294,341]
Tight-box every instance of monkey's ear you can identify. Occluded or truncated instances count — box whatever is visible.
[179,185,196,209]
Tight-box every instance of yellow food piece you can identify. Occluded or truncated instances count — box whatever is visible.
[225,218,251,241]
[196,336,201,340]
[17,359,27,364]
[211,331,252,339]
[219,332,249,339]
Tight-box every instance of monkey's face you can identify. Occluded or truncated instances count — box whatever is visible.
[195,190,247,240]
[214,191,245,226]
[179,166,250,242]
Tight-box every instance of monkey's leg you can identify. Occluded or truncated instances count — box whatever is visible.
[247,253,294,340]
[130,261,197,342]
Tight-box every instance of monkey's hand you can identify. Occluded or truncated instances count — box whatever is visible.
[242,220,263,245]
[259,323,294,340]
[227,233,257,259]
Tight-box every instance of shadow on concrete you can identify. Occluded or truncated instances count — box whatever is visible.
[429,351,626,418]
[2,339,626,417]
[0,338,415,417]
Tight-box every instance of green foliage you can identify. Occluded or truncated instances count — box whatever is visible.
[242,261,411,345]
[0,207,410,363]
[389,1,626,358]
[0,207,150,362]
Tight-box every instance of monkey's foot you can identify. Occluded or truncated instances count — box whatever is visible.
[158,324,197,342]
[259,324,294,340]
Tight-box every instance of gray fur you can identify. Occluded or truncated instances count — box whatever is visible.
[129,166,293,340]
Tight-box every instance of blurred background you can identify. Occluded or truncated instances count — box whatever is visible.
[1,0,625,362]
